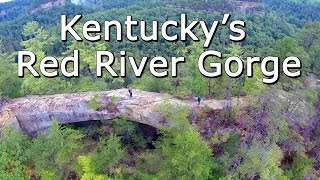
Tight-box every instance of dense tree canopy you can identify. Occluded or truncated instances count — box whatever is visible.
[0,0,319,179]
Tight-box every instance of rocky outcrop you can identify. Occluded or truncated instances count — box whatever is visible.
[31,0,66,14]
[305,75,320,88]
[0,11,7,16]
[0,97,8,109]
[0,89,232,137]
[228,0,264,14]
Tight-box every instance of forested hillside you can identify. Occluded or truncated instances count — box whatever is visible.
[0,0,320,179]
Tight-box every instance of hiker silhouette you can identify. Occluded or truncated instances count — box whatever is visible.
[196,96,201,105]
[128,87,133,98]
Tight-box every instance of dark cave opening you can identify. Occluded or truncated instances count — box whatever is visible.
[63,119,160,150]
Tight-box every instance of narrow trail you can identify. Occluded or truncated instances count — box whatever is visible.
[0,89,239,136]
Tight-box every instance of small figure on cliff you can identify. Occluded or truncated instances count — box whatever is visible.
[128,87,133,98]
[196,96,202,106]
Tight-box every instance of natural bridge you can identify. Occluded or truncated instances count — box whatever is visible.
[0,89,232,136]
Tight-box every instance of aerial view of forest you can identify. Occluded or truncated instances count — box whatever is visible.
[0,0,320,179]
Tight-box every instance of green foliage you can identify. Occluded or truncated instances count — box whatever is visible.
[238,142,287,180]
[154,127,214,180]
[0,60,22,97]
[265,0,320,26]
[285,153,314,180]
[223,133,241,155]
[96,134,128,175]
[242,64,266,96]
[0,0,319,179]
[304,89,319,105]
[135,74,174,93]
[78,155,107,180]
[272,37,311,81]
[30,119,84,179]
[0,126,30,179]
[0,0,318,97]
[21,76,73,95]
[77,134,127,179]
[135,102,214,179]
[247,90,313,153]
[177,40,214,97]
[111,118,150,150]
[70,77,109,92]
[88,95,102,110]
[297,21,320,74]
[158,99,191,129]
[309,40,320,74]
[0,120,129,179]
[111,96,118,104]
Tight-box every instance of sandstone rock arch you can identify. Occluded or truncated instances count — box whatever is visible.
[0,89,231,136]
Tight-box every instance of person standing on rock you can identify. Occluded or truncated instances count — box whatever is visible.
[128,87,133,98]
[196,96,202,106]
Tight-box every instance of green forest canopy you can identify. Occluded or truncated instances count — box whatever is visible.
[0,0,320,179]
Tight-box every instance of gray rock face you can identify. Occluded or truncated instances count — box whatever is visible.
[228,0,264,14]
[0,89,230,136]
[0,97,8,109]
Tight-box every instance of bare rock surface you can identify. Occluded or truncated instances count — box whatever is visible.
[31,0,66,14]
[305,75,320,88]
[0,89,231,136]
[228,0,264,14]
